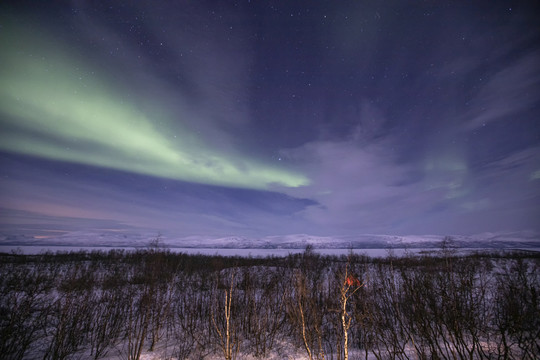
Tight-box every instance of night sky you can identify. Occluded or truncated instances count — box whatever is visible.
[1,1,539,241]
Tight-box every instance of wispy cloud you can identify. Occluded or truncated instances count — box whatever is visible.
[465,51,540,130]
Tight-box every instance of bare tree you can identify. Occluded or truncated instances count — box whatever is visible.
[123,287,152,360]
[211,268,239,360]
[87,289,126,359]
[285,268,326,360]
[494,258,540,359]
[42,291,92,360]
[338,259,364,360]
[0,284,49,360]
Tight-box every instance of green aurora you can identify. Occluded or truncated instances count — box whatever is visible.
[0,22,309,190]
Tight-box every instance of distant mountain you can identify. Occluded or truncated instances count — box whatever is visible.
[1,230,538,249]
[0,230,155,248]
[171,232,540,249]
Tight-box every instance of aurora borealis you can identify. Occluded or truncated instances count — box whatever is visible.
[1,1,539,240]
[0,19,307,190]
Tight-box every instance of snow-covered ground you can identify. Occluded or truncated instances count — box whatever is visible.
[2,248,538,359]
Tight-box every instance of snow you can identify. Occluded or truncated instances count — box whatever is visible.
[1,229,538,253]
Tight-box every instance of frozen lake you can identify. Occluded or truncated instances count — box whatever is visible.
[2,245,536,257]
[0,245,408,257]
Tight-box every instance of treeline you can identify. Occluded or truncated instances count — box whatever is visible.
[1,247,539,359]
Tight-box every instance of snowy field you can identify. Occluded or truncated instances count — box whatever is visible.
[1,248,539,359]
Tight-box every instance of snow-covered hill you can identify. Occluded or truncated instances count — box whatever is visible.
[1,230,538,249]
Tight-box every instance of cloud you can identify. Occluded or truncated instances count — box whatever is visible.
[281,133,419,234]
[465,50,540,130]
[280,123,540,235]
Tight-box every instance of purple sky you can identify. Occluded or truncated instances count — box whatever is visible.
[1,1,539,241]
